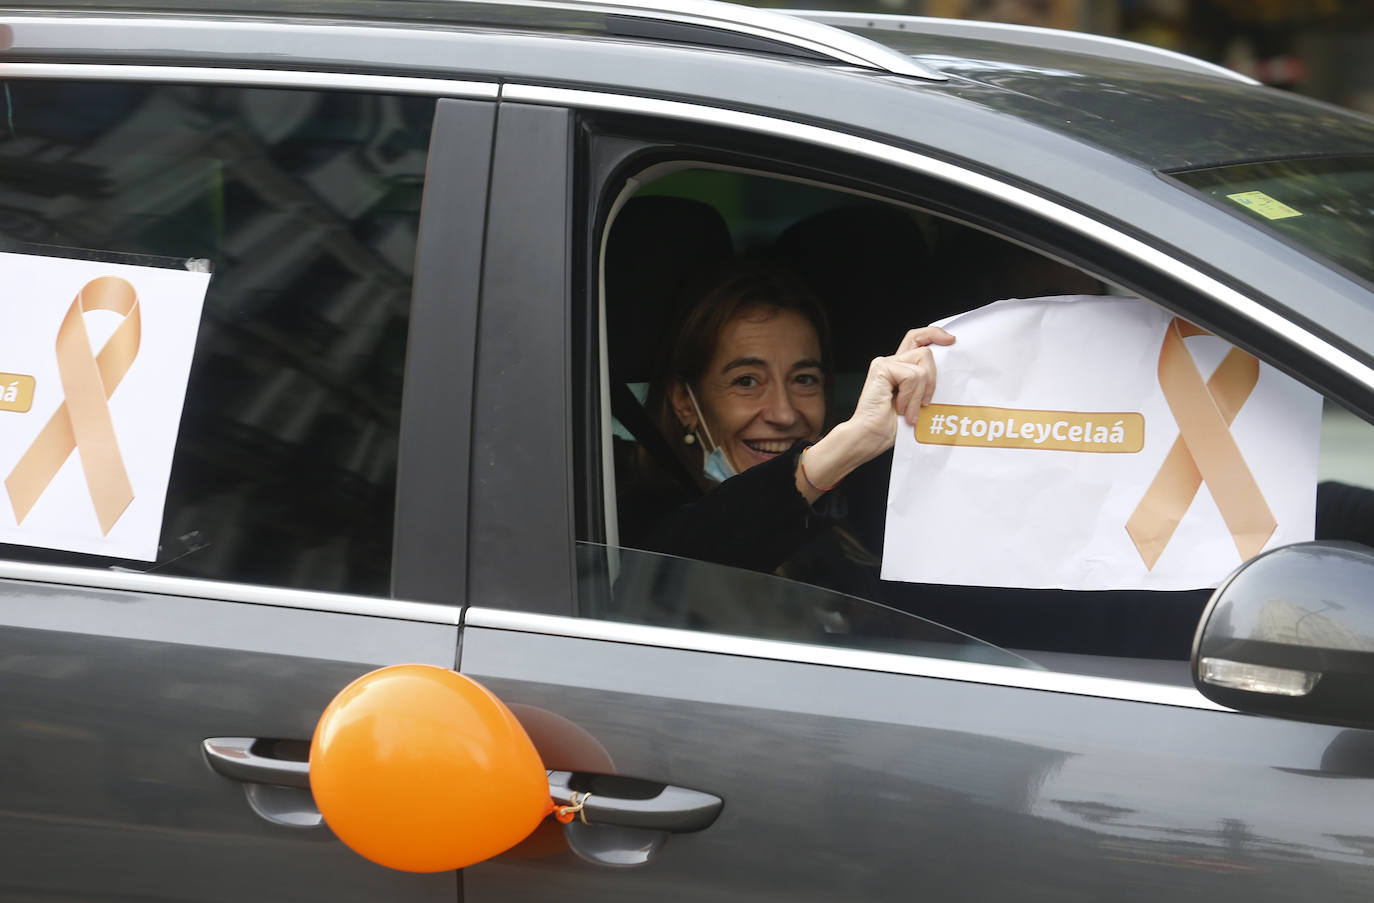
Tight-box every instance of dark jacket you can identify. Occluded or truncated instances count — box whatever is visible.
[622,440,833,573]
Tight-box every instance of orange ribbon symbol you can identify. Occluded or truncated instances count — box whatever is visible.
[5,277,141,535]
[1126,318,1276,569]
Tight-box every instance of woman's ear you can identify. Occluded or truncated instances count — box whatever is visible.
[669,380,696,432]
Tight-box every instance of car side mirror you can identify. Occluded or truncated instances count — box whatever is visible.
[1193,541,1374,729]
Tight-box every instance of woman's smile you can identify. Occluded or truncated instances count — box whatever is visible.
[741,437,803,460]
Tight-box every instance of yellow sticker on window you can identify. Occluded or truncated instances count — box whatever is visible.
[1226,190,1302,220]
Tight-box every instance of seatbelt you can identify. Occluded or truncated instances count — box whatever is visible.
[609,380,703,497]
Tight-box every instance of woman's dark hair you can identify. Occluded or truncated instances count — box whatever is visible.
[642,259,834,482]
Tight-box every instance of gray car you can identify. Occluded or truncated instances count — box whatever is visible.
[3,0,1374,899]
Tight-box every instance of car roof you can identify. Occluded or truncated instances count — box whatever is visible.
[11,0,1374,173]
[856,28,1374,170]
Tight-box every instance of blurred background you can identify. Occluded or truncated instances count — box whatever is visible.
[759,0,1374,114]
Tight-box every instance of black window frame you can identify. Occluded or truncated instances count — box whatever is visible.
[392,96,497,605]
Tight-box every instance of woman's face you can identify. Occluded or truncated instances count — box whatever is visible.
[675,307,826,475]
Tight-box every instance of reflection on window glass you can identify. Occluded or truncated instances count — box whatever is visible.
[1316,400,1374,556]
[0,82,437,596]
[1170,155,1374,287]
[577,542,1037,669]
[1320,401,1374,490]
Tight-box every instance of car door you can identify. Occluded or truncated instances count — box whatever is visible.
[456,95,1374,901]
[0,74,494,900]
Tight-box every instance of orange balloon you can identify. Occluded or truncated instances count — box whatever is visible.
[310,664,552,872]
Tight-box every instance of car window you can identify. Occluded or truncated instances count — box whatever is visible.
[0,81,438,596]
[1321,401,1374,487]
[1169,155,1374,289]
[582,163,1374,677]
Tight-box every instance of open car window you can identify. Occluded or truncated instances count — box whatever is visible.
[585,161,1374,680]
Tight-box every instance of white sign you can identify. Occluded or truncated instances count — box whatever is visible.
[883,296,1321,591]
[0,252,210,561]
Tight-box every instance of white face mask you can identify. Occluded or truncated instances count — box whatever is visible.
[685,384,736,484]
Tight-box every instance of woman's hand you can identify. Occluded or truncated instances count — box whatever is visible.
[795,326,955,502]
[849,325,955,451]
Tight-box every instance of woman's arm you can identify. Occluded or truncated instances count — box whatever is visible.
[797,326,954,502]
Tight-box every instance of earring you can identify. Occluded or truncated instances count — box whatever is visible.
[683,431,697,445]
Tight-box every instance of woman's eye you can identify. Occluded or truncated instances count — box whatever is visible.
[733,374,760,388]
[795,373,821,387]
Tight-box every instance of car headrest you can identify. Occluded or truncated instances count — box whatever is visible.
[927,222,1105,309]
[776,204,931,371]
[605,195,735,383]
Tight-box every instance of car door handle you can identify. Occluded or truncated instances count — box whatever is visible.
[203,737,311,789]
[205,740,723,834]
[547,770,722,833]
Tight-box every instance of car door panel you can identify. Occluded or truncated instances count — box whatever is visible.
[0,79,494,900]
[464,93,1374,903]
[0,578,459,900]
[459,616,1374,902]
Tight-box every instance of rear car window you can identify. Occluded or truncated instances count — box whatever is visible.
[0,82,437,596]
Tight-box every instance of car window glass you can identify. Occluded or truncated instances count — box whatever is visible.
[1316,400,1374,554]
[577,542,1036,668]
[1170,156,1374,288]
[1320,400,1374,488]
[585,164,1374,678]
[0,82,438,596]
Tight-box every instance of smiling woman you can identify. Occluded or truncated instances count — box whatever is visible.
[657,264,829,481]
[673,304,826,475]
[617,258,951,588]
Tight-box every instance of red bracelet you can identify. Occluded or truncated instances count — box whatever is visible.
[799,446,839,492]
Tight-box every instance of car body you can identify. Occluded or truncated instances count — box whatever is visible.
[3,1,1374,899]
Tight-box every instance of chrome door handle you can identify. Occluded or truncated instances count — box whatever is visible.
[204,740,724,834]
[203,737,310,789]
[547,770,723,833]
